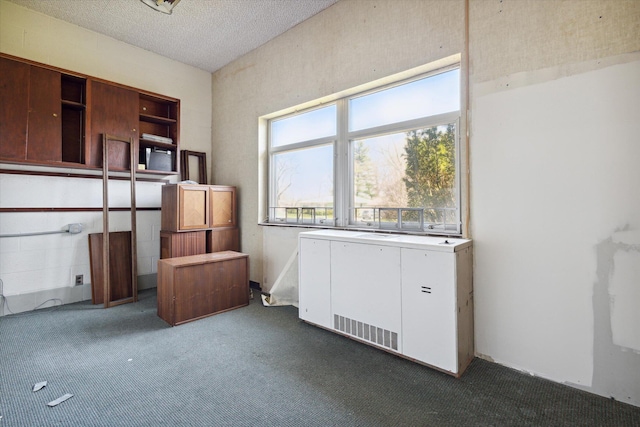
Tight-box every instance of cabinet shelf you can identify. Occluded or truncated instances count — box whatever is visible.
[61,100,86,110]
[138,168,178,176]
[139,138,175,150]
[139,113,177,125]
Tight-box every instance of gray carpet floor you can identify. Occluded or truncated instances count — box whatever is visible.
[1,288,639,427]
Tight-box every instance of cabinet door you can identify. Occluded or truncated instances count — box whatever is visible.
[331,241,402,350]
[207,228,239,253]
[298,237,331,328]
[27,66,62,162]
[179,185,209,230]
[89,81,138,169]
[0,57,29,160]
[401,248,457,372]
[172,257,248,325]
[210,186,236,227]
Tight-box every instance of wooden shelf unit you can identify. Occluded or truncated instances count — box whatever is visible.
[61,75,86,164]
[138,93,179,174]
[0,53,180,176]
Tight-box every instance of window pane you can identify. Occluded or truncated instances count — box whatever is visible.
[271,105,336,147]
[272,144,334,215]
[352,124,457,229]
[349,69,460,132]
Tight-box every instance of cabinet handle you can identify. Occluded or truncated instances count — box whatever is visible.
[132,128,136,132]
[53,113,58,117]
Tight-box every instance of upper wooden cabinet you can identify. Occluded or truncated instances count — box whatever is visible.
[1,56,86,165]
[161,184,237,232]
[89,81,138,170]
[162,184,210,232]
[0,57,29,160]
[210,185,237,228]
[0,54,180,175]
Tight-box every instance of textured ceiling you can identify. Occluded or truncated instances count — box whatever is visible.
[7,0,338,72]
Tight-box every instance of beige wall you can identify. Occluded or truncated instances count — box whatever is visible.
[0,0,212,310]
[211,0,465,285]
[211,0,640,406]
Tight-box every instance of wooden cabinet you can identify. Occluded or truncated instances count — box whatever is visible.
[0,53,179,174]
[0,58,66,162]
[157,251,249,326]
[161,184,237,232]
[210,185,237,227]
[161,184,240,255]
[161,184,210,232]
[298,230,474,377]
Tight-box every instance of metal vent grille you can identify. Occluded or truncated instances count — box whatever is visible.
[334,314,398,351]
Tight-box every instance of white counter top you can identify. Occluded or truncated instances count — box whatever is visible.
[299,229,472,252]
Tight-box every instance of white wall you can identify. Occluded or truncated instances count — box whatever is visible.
[472,57,640,397]
[211,0,640,406]
[0,0,212,312]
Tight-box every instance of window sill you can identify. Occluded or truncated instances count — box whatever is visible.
[258,221,462,238]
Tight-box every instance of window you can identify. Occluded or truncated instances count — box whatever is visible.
[266,65,461,235]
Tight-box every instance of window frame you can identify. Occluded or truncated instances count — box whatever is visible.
[267,104,338,226]
[264,63,463,236]
[346,115,461,233]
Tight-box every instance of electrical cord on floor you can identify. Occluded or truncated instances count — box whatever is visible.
[0,278,64,318]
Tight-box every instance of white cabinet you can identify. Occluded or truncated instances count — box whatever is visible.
[298,230,473,377]
[298,238,331,328]
[401,248,457,372]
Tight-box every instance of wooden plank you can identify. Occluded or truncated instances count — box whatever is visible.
[101,134,138,308]
[88,231,133,305]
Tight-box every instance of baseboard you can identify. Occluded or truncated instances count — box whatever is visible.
[0,273,157,316]
[138,273,157,291]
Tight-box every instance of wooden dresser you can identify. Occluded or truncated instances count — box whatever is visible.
[157,251,249,326]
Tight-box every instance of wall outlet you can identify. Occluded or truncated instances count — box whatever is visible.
[75,275,83,286]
